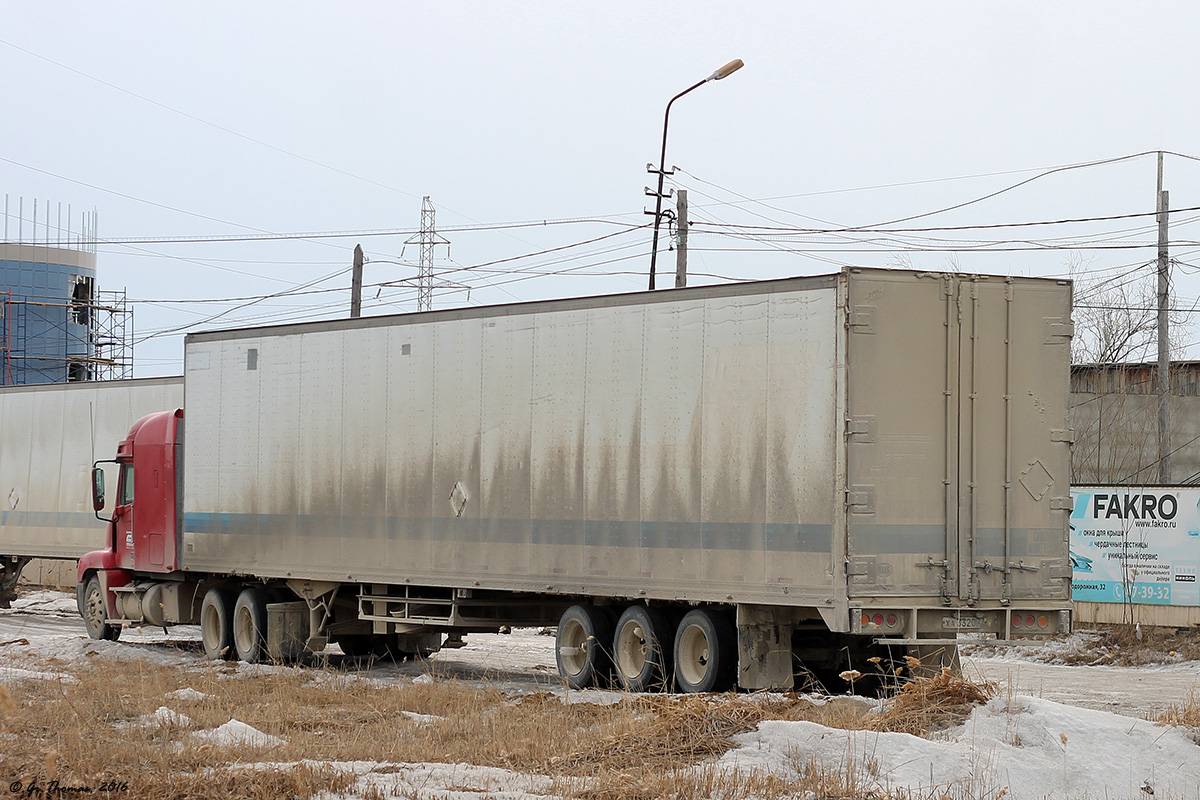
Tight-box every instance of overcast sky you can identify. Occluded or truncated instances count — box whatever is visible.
[5,3,1200,375]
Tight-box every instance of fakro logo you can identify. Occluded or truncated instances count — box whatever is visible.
[1092,493,1178,520]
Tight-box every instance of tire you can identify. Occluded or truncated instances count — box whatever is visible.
[200,587,236,660]
[555,605,615,689]
[673,609,736,693]
[79,576,120,642]
[612,605,673,692]
[232,587,269,663]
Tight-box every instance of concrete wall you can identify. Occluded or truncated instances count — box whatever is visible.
[1071,392,1200,485]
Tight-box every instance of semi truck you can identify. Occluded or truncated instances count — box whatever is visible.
[0,377,183,604]
[76,268,1075,692]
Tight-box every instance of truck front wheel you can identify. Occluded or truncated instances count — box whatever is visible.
[200,587,236,660]
[79,576,120,642]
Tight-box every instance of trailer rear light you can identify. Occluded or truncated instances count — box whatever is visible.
[1025,614,1036,628]
[1037,615,1049,629]
[852,609,905,634]
[1011,615,1022,628]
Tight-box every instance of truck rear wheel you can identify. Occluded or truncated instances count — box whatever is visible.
[200,587,236,660]
[673,609,736,693]
[232,587,269,663]
[80,576,120,642]
[612,605,672,692]
[556,605,614,689]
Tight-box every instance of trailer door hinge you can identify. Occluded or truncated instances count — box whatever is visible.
[845,485,875,514]
[844,416,876,442]
[847,306,876,334]
[845,559,871,576]
[1049,496,1073,511]
[1044,318,1074,343]
[1051,429,1076,444]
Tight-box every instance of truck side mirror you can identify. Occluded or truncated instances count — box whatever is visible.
[91,467,105,512]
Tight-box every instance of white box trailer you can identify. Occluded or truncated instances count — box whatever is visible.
[79,268,1074,692]
[0,377,184,602]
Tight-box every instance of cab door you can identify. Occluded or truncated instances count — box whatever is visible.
[113,461,136,570]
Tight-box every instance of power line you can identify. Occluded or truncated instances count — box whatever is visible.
[686,205,1200,235]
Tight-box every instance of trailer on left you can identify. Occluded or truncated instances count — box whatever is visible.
[0,377,183,605]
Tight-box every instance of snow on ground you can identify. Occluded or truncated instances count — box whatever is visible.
[116,706,192,729]
[0,664,78,685]
[720,694,1200,799]
[4,591,1200,799]
[191,719,286,749]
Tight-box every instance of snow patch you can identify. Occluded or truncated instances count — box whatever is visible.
[191,719,285,749]
[717,694,1200,799]
[0,665,78,685]
[117,706,191,729]
[166,687,206,701]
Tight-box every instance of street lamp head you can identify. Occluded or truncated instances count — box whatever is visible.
[708,59,744,82]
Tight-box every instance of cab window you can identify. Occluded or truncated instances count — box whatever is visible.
[118,463,135,506]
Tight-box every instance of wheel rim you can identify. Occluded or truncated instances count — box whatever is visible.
[558,618,589,676]
[678,624,711,686]
[85,585,106,631]
[201,603,222,652]
[616,620,648,679]
[233,605,254,655]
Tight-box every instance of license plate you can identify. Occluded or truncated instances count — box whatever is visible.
[942,616,983,630]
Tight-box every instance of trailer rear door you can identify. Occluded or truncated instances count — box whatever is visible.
[844,271,1072,605]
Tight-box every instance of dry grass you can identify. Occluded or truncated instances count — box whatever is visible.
[0,658,998,800]
[989,622,1200,667]
[1157,690,1200,732]
[868,662,996,736]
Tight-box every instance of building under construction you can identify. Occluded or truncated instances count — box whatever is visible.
[1,206,131,385]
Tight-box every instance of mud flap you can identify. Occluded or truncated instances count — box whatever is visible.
[736,605,795,690]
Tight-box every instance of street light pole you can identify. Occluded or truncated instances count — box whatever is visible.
[647,59,744,290]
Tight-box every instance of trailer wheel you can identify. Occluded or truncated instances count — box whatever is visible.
[555,605,614,689]
[612,605,672,692]
[673,609,736,693]
[200,587,236,660]
[80,576,120,642]
[232,587,269,663]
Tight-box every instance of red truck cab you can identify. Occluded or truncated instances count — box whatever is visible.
[77,409,182,639]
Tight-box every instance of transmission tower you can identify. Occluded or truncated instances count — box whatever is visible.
[405,197,450,312]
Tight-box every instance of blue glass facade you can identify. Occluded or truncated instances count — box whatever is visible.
[0,244,97,385]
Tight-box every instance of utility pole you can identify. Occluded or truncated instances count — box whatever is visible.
[405,197,450,313]
[1157,151,1172,484]
[674,189,688,288]
[350,244,363,318]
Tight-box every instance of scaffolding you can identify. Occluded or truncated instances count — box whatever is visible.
[1,198,132,385]
[0,289,132,386]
